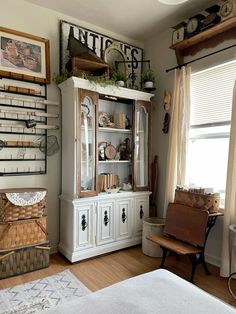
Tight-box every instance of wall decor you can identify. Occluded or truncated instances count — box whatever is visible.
[0,79,59,176]
[172,22,186,45]
[60,20,143,89]
[162,90,171,134]
[185,14,205,38]
[201,4,221,31]
[0,27,50,83]
[219,0,236,21]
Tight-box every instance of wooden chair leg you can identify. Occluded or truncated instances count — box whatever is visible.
[160,247,168,268]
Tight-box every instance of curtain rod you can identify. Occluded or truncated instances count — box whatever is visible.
[165,44,236,73]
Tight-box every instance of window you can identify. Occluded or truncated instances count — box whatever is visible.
[186,60,236,205]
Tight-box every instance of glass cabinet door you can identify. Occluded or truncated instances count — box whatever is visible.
[78,90,98,197]
[133,101,151,191]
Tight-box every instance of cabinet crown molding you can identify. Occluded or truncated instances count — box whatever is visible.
[59,77,154,102]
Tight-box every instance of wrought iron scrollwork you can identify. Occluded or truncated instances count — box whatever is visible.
[81,214,88,231]
[104,210,109,226]
[122,208,127,223]
[140,205,144,219]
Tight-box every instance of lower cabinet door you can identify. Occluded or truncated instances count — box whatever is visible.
[75,203,95,250]
[134,196,149,237]
[97,200,115,245]
[116,198,132,240]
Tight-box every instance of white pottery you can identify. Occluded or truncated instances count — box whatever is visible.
[144,81,154,88]
[122,183,132,191]
[117,80,125,87]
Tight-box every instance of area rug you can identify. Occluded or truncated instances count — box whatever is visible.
[0,270,91,314]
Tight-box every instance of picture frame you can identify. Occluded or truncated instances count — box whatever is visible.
[60,20,143,89]
[0,27,50,84]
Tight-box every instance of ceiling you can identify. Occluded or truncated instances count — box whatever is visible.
[24,0,217,42]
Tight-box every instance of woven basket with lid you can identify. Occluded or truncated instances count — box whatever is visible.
[0,215,47,250]
[0,188,47,222]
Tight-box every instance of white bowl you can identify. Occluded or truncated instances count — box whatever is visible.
[105,187,121,194]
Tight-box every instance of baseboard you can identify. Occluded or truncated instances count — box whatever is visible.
[49,244,221,268]
[50,244,58,254]
[205,253,221,268]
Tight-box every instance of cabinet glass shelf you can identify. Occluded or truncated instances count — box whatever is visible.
[99,127,132,133]
[99,160,131,164]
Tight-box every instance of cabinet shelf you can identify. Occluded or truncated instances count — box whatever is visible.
[99,160,131,164]
[0,158,46,161]
[170,17,236,65]
[98,127,132,133]
[0,170,46,176]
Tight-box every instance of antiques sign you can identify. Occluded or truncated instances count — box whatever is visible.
[60,20,143,88]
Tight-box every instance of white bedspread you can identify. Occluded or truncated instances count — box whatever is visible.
[42,269,235,314]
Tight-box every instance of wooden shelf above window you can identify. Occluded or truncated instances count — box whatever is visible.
[170,17,236,65]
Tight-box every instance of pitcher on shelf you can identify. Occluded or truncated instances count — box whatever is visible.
[118,137,132,160]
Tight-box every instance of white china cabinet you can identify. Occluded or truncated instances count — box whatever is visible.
[59,77,153,262]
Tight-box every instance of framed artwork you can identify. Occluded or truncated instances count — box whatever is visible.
[60,20,143,89]
[0,27,50,84]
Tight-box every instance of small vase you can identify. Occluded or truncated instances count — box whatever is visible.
[144,81,154,88]
[117,80,125,87]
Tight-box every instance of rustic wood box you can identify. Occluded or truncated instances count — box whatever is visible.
[67,56,110,76]
[174,189,220,213]
[0,188,47,222]
[0,242,50,279]
[0,216,47,250]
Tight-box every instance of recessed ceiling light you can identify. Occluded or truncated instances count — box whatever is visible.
[158,0,189,5]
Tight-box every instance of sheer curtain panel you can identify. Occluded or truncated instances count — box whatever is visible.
[221,81,236,277]
[163,67,191,216]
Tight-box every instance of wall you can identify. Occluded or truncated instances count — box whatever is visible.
[144,26,235,266]
[0,0,143,251]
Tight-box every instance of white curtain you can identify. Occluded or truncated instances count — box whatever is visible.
[220,81,236,277]
[163,66,191,216]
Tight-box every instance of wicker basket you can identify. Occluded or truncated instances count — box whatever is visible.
[0,188,47,222]
[174,189,220,213]
[0,242,50,279]
[0,216,47,250]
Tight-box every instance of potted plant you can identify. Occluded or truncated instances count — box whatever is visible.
[111,70,127,87]
[141,69,155,89]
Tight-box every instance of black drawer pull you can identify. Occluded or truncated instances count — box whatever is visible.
[81,214,88,231]
[104,210,109,226]
[122,208,127,223]
[140,205,144,219]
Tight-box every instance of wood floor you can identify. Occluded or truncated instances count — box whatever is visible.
[0,246,235,308]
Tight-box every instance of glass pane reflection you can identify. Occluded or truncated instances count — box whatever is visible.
[134,106,148,187]
[80,96,95,192]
